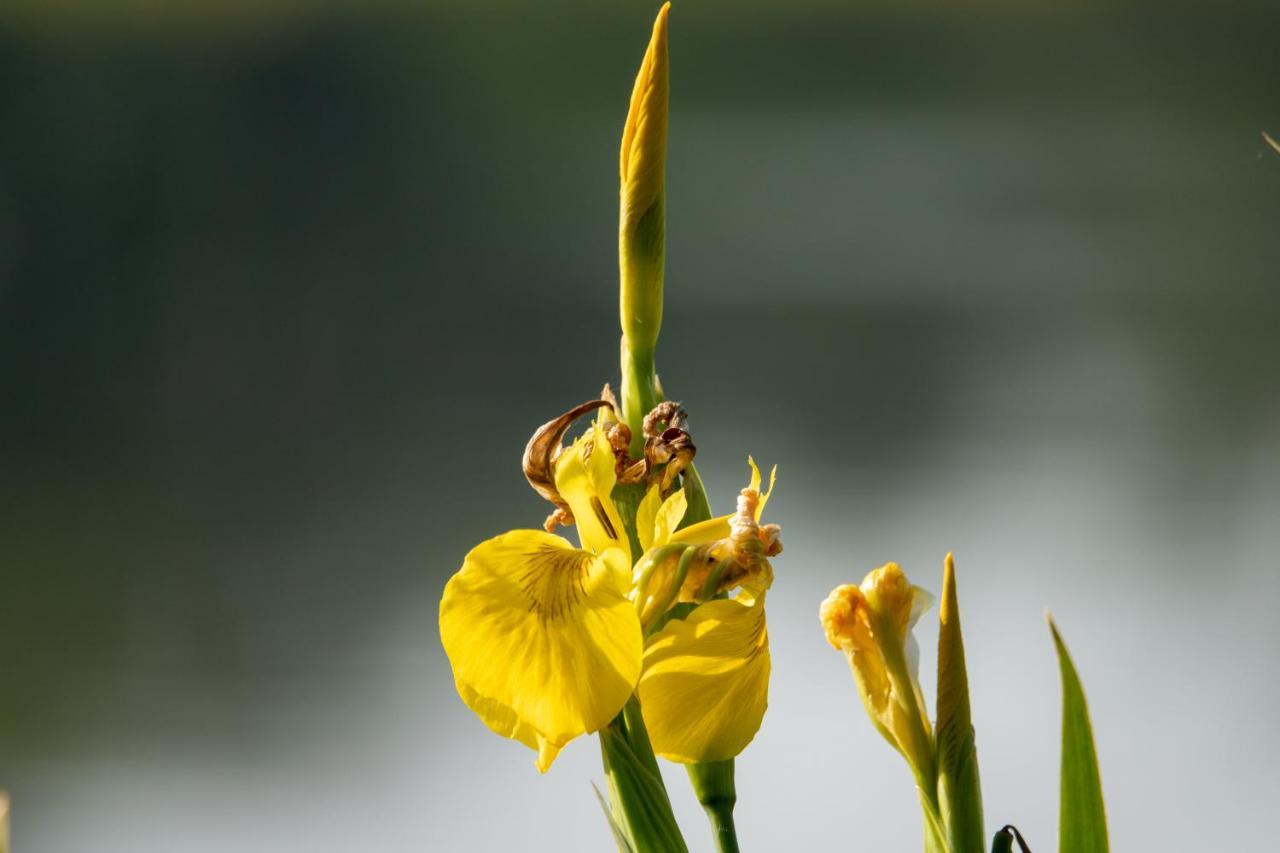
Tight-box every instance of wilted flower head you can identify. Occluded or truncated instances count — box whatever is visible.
[822,563,934,775]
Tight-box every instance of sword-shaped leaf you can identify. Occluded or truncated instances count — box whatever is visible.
[1048,617,1109,853]
[936,554,985,852]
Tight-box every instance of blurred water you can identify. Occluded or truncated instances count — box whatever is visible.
[1,2,1278,850]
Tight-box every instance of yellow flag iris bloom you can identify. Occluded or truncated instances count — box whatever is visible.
[439,423,641,772]
[442,411,781,773]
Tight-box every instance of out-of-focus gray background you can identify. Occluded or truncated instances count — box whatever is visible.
[2,0,1278,850]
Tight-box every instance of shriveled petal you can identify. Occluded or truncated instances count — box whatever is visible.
[637,597,770,763]
[861,563,933,640]
[666,458,776,546]
[637,484,688,552]
[554,423,630,561]
[439,530,642,772]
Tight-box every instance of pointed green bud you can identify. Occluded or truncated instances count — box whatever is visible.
[618,3,670,448]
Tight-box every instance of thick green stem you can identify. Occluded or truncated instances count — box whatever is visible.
[620,339,660,456]
[688,760,741,853]
[704,802,741,853]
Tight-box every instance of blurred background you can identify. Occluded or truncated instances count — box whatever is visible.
[2,0,1278,850]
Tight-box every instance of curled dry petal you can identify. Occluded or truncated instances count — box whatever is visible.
[522,399,612,529]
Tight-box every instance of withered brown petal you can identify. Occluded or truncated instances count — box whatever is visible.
[522,399,614,516]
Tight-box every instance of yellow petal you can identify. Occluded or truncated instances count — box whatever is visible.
[669,513,730,546]
[554,424,630,562]
[439,530,642,772]
[636,485,662,553]
[637,485,688,553]
[747,455,773,522]
[637,597,770,763]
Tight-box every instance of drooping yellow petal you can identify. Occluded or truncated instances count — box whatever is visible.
[637,597,771,763]
[554,423,630,562]
[439,530,642,772]
[637,484,688,552]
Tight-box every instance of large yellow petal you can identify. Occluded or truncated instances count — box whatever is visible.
[439,530,642,772]
[637,597,770,763]
[555,424,630,561]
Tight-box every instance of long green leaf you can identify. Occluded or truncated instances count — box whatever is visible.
[1048,617,1109,853]
[593,783,638,853]
[936,554,985,853]
[600,722,689,853]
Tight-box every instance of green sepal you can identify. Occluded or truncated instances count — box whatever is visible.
[1048,617,1109,853]
[936,555,985,853]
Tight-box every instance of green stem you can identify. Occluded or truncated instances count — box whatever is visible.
[919,782,950,853]
[620,339,660,456]
[704,802,741,853]
[687,760,741,853]
[871,609,947,853]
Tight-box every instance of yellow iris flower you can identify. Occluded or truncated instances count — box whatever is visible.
[441,409,781,772]
[439,423,641,772]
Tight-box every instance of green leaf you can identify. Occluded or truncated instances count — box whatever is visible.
[936,554,985,853]
[1048,617,1109,853]
[600,720,689,853]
